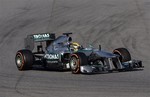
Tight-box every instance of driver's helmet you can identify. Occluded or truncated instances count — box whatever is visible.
[70,42,81,52]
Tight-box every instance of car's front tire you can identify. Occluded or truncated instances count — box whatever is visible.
[70,53,88,74]
[15,49,34,70]
[113,48,131,62]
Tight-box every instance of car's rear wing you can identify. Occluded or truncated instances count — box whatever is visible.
[24,33,55,51]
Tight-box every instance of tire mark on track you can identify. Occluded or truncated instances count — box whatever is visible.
[14,72,35,97]
[134,0,149,34]
[0,1,33,47]
[0,71,33,97]
[14,72,24,95]
[90,10,141,49]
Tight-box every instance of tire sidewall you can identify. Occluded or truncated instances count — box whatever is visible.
[16,51,25,70]
[15,49,34,70]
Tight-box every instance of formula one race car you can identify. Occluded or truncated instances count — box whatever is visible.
[15,33,143,74]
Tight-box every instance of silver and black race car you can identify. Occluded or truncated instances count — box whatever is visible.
[15,33,143,74]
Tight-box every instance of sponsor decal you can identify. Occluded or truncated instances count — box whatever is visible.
[44,54,59,60]
[33,34,50,40]
[47,60,58,63]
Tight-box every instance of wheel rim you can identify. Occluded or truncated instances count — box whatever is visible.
[70,57,78,70]
[70,56,80,74]
[16,53,24,68]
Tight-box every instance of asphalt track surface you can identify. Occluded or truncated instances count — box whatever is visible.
[0,0,150,97]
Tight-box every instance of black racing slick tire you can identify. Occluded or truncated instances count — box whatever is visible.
[15,49,34,70]
[70,53,88,74]
[113,48,131,62]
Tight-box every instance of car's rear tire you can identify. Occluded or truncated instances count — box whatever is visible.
[70,53,88,74]
[113,48,131,62]
[15,49,34,70]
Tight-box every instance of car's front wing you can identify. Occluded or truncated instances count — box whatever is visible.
[80,59,143,74]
